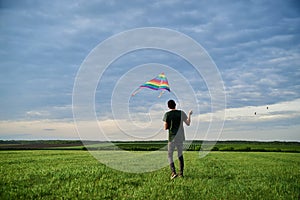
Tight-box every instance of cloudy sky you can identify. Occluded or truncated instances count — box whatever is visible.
[0,0,299,141]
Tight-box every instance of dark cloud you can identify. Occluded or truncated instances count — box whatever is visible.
[43,128,56,131]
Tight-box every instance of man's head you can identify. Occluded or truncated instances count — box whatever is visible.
[167,99,176,109]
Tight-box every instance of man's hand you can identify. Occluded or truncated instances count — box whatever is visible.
[185,110,193,126]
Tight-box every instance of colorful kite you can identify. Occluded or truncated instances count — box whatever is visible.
[132,73,170,98]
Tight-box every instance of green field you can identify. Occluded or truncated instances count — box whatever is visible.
[1,150,299,199]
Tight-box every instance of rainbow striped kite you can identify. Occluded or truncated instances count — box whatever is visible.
[132,73,170,97]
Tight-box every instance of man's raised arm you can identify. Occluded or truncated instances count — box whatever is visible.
[184,110,193,126]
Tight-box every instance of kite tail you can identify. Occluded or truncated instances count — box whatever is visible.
[131,87,142,96]
[158,90,165,98]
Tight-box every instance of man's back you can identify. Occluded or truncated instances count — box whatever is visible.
[163,110,187,142]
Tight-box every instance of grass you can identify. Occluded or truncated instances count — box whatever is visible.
[0,150,299,199]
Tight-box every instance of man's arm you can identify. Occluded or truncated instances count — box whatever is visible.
[184,110,193,126]
[163,113,169,130]
[164,122,169,130]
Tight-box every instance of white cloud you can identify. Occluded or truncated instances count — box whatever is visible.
[26,111,49,118]
[25,105,73,120]
[1,98,299,141]
[97,98,300,141]
[197,98,300,122]
[0,120,78,140]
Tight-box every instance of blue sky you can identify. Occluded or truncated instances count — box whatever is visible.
[0,0,300,141]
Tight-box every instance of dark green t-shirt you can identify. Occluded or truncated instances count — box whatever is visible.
[163,110,187,142]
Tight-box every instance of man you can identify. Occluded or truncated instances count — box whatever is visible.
[163,99,192,180]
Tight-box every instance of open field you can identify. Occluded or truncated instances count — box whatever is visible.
[0,150,299,199]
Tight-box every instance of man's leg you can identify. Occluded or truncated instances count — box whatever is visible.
[168,141,176,174]
[176,142,184,176]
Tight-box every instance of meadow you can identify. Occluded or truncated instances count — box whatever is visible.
[0,150,299,199]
